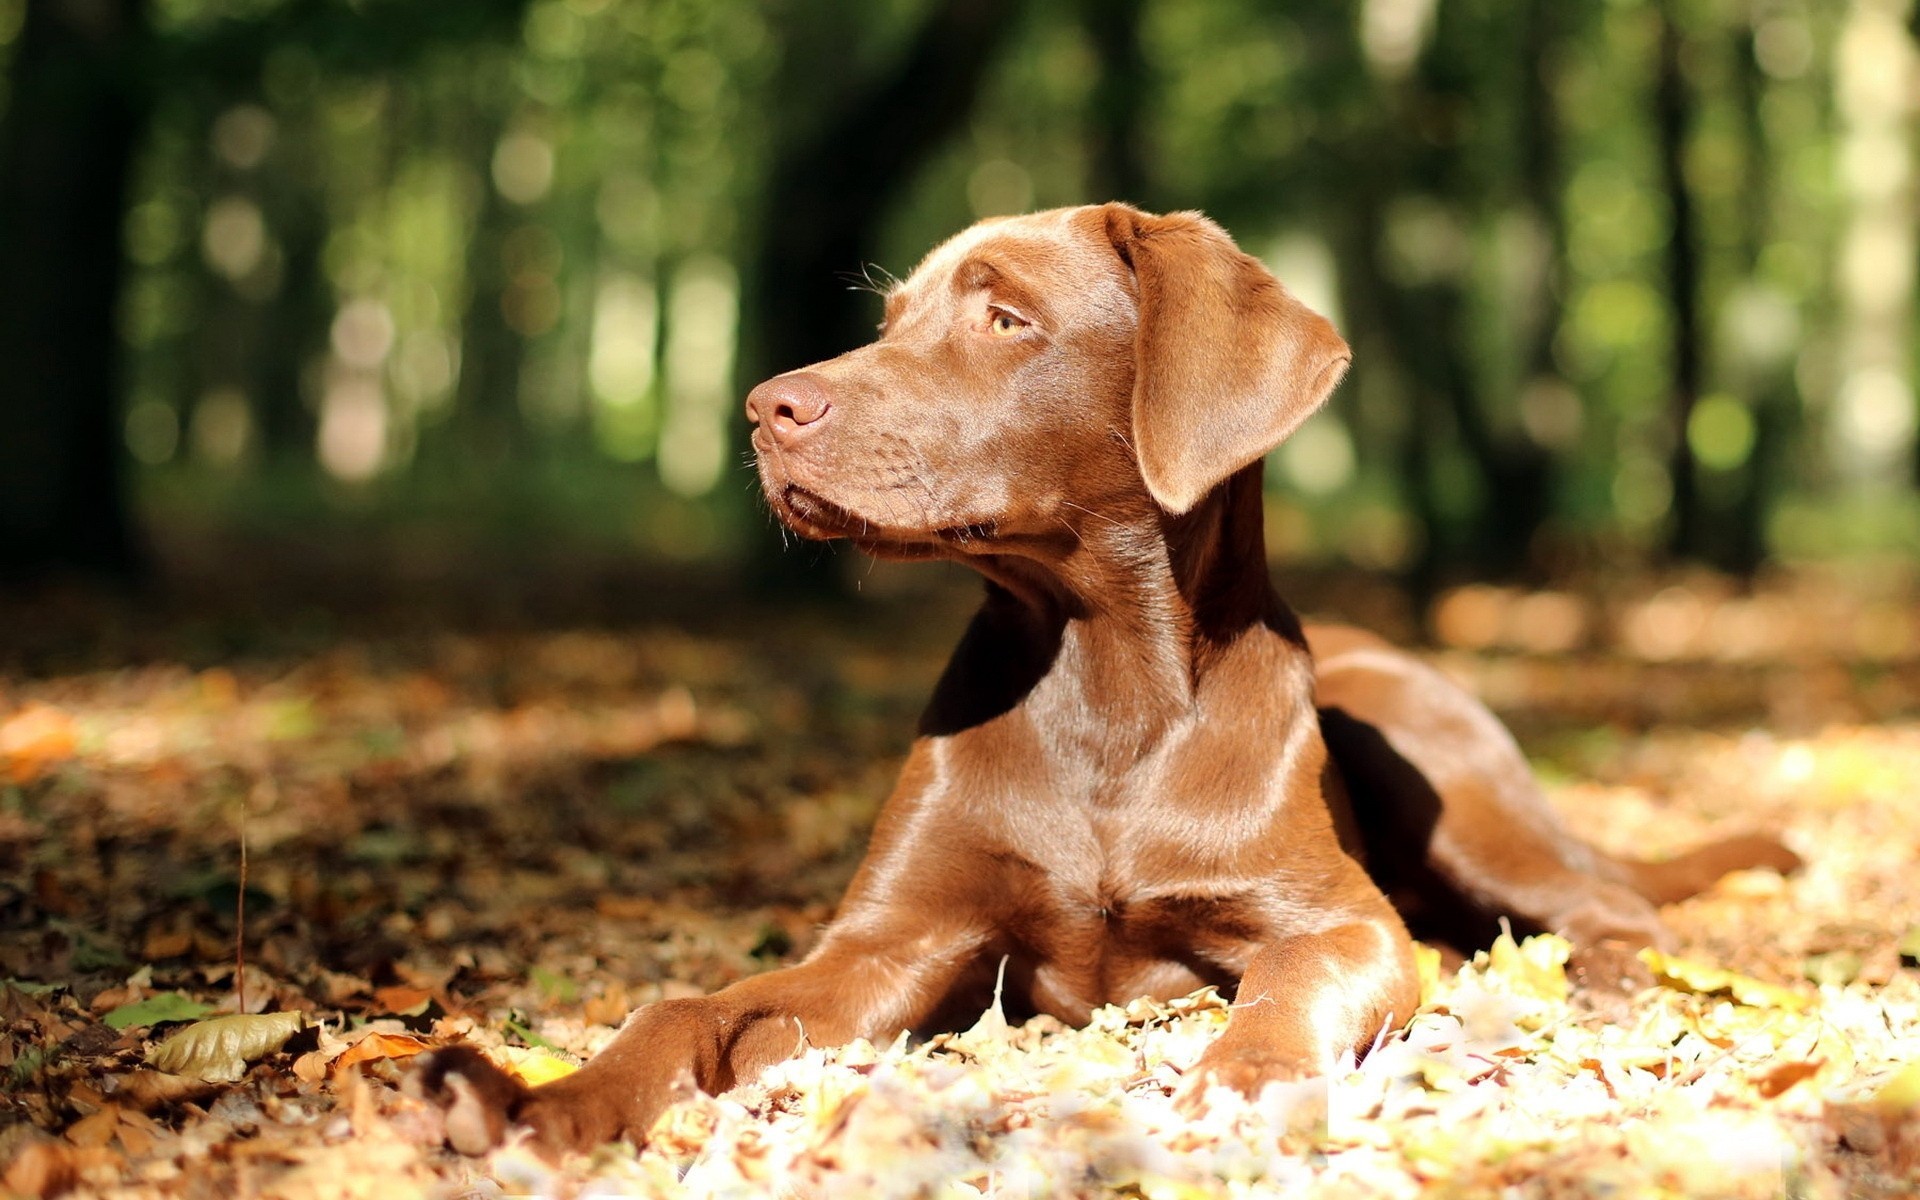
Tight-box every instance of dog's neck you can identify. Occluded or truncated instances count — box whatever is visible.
[920,466,1307,741]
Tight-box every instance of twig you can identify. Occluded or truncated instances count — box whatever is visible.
[236,792,249,1015]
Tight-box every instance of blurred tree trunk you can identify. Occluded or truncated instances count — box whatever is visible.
[454,116,529,471]
[1723,21,1787,574]
[1483,0,1572,578]
[1516,0,1567,388]
[254,202,327,462]
[740,0,1027,595]
[1079,0,1150,206]
[1654,0,1707,562]
[1329,187,1448,605]
[1368,3,1557,586]
[0,0,151,583]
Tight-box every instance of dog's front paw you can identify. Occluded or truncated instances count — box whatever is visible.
[406,1046,532,1156]
[407,1047,640,1160]
[1175,1043,1313,1115]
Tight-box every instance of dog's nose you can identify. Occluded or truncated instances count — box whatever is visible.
[745,373,832,444]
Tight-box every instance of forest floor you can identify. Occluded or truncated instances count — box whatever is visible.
[2,555,1919,1199]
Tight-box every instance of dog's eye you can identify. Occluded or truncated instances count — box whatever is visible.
[987,308,1028,338]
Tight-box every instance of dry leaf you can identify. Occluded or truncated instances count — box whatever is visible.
[490,1045,580,1087]
[1751,1059,1823,1098]
[1,1139,76,1198]
[1638,949,1808,1010]
[114,1113,157,1158]
[1484,931,1571,1003]
[104,1068,219,1110]
[371,986,435,1016]
[290,1048,334,1083]
[146,1012,303,1083]
[1803,951,1861,988]
[1874,1062,1920,1116]
[333,1031,430,1074]
[63,1107,119,1149]
[0,704,78,785]
[1412,941,1443,1006]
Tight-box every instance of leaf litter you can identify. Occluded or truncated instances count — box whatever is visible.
[0,576,1918,1198]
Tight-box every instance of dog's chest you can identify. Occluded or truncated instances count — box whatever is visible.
[1012,880,1261,1018]
[994,807,1276,1013]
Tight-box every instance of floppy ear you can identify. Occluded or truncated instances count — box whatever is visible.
[1104,205,1352,515]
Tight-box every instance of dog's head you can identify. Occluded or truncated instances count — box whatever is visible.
[747,204,1350,561]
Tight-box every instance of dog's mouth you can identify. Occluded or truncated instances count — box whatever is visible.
[767,483,999,558]
[771,484,867,541]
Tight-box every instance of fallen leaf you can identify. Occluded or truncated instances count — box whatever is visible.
[1484,931,1570,1003]
[114,1112,157,1158]
[504,1017,562,1052]
[140,925,193,960]
[146,1012,303,1082]
[104,1068,219,1110]
[528,965,579,1005]
[1412,941,1443,1006]
[290,1048,333,1083]
[1803,951,1861,988]
[371,985,435,1016]
[1,1139,76,1198]
[595,895,657,921]
[333,1031,430,1074]
[0,704,78,785]
[1874,1062,1920,1116]
[1751,1059,1823,1098]
[1639,949,1809,1010]
[490,1045,579,1087]
[64,1107,119,1149]
[102,992,214,1031]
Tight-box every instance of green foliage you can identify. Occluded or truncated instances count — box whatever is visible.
[52,0,1918,575]
[103,992,217,1031]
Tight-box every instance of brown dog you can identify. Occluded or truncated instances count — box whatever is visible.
[410,204,1798,1157]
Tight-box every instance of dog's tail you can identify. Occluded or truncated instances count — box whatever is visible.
[1606,833,1802,906]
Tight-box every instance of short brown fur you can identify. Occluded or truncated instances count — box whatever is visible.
[410,204,1799,1157]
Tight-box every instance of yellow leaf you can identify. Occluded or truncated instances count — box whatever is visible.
[1639,949,1809,1010]
[1485,931,1570,1003]
[489,1045,578,1087]
[1413,941,1443,1006]
[1875,1062,1920,1116]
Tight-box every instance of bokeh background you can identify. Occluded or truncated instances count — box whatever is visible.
[3,0,1919,631]
[5,8,1920,1194]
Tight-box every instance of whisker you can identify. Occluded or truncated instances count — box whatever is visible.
[839,262,904,298]
[837,271,886,297]
[1051,514,1087,551]
[1061,499,1125,528]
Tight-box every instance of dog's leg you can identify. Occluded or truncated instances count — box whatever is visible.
[1181,902,1419,1103]
[1310,628,1796,989]
[410,920,982,1158]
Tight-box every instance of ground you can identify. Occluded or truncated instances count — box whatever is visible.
[1,561,1918,1199]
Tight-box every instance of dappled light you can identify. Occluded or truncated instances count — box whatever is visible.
[3,0,1920,1196]
[0,0,1909,576]
[3,581,1919,1196]
[1433,574,1920,668]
